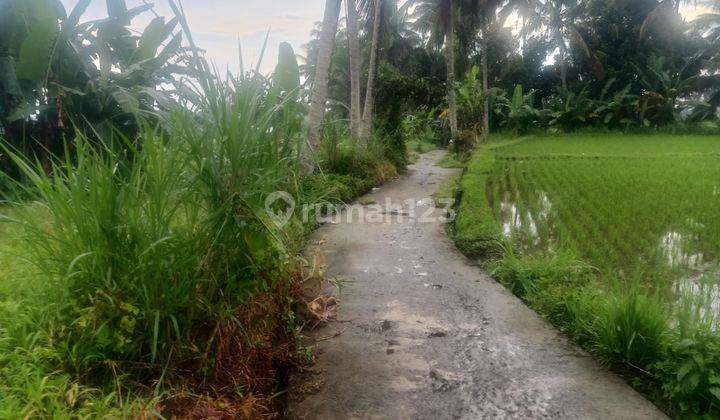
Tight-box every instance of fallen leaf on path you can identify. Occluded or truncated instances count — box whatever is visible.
[307,295,339,325]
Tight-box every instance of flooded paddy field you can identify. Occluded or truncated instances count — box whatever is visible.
[453,135,720,416]
[486,135,720,304]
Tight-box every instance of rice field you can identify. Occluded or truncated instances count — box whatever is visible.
[454,134,720,416]
[487,135,720,293]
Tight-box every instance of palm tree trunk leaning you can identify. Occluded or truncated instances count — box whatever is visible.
[346,0,363,140]
[359,0,383,144]
[446,0,459,144]
[304,0,342,173]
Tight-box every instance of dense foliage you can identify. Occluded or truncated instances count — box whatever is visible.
[306,0,719,139]
[467,0,720,135]
[0,0,408,416]
[0,0,192,181]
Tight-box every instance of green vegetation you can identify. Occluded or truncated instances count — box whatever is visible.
[437,151,468,168]
[0,0,190,175]
[0,126,403,418]
[432,173,460,207]
[490,139,720,277]
[0,0,718,416]
[0,81,408,419]
[303,126,400,205]
[453,149,504,257]
[0,0,417,416]
[494,134,720,157]
[453,134,720,417]
[0,58,308,415]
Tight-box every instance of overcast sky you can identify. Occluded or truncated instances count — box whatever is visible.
[60,1,710,76]
[60,0,326,75]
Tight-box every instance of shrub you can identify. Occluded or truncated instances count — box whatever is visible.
[650,283,720,416]
[653,329,720,416]
[0,66,304,415]
[494,85,541,135]
[403,107,442,148]
[587,287,669,371]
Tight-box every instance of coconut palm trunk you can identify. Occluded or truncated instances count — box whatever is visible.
[346,0,363,139]
[557,31,568,90]
[446,0,459,143]
[481,27,490,138]
[304,0,342,172]
[359,0,383,143]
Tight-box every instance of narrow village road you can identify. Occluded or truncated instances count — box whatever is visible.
[289,150,666,420]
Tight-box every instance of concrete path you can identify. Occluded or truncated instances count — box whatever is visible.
[288,150,666,419]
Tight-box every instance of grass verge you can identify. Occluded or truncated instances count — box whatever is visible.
[0,86,403,418]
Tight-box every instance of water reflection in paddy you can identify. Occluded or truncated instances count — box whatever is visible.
[487,157,720,309]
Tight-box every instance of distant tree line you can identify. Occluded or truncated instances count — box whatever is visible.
[305,0,719,150]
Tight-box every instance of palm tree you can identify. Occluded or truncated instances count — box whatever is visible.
[640,0,697,39]
[381,1,423,62]
[532,0,604,90]
[346,0,363,139]
[641,1,720,118]
[693,0,720,114]
[693,0,720,43]
[463,0,503,138]
[304,0,342,172]
[359,0,383,142]
[499,0,539,51]
[413,0,459,143]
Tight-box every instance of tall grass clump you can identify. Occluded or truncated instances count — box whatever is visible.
[0,51,305,415]
[585,284,668,371]
[486,247,595,327]
[1,204,120,417]
[5,132,202,375]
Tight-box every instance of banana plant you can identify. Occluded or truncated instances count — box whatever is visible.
[0,0,188,162]
[591,78,638,129]
[634,55,696,127]
[455,65,505,134]
[496,84,539,135]
[456,65,484,133]
[543,85,594,131]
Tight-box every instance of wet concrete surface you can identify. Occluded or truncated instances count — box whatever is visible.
[288,150,666,420]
